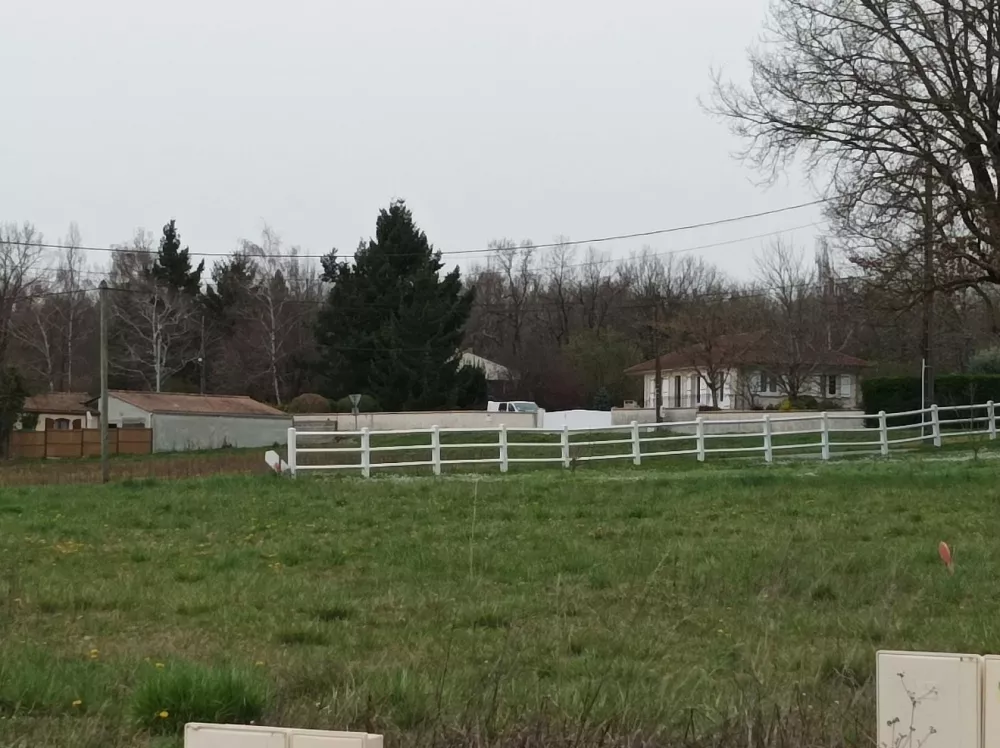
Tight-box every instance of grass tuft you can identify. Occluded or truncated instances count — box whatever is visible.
[130,662,266,735]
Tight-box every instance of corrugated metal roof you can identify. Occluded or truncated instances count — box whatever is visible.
[23,392,95,415]
[99,391,286,417]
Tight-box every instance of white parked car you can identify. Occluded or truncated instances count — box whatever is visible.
[487,400,539,413]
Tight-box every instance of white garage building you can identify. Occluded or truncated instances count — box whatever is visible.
[88,391,291,453]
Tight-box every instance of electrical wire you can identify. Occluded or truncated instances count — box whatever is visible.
[26,221,821,285]
[3,198,829,260]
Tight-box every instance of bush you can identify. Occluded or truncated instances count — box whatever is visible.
[286,393,330,414]
[792,395,819,410]
[862,374,1000,425]
[592,387,613,411]
[333,394,381,413]
[130,661,267,736]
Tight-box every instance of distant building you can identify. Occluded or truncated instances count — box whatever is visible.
[624,333,867,411]
[460,351,518,399]
[85,391,291,452]
[20,392,97,431]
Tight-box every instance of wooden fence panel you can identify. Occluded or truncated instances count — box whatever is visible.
[10,431,45,459]
[10,428,152,459]
[117,428,153,455]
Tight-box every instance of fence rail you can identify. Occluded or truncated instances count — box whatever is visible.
[286,401,998,477]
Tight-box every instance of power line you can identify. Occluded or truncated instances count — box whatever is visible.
[26,221,821,284]
[4,199,829,260]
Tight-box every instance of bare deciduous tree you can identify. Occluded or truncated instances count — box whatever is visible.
[755,241,855,399]
[109,231,199,392]
[711,0,1000,297]
[0,222,44,369]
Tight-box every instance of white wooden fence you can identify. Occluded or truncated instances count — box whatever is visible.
[286,401,999,477]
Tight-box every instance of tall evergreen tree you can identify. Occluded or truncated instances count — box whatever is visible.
[316,201,483,410]
[150,220,204,295]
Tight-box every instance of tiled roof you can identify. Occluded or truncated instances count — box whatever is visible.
[624,332,868,375]
[23,392,95,415]
[89,391,286,417]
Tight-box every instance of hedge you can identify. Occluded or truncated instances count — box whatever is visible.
[862,375,1000,425]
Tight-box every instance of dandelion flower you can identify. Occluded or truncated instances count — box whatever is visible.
[89,649,99,659]
[155,662,165,669]
[72,700,82,707]
[255,661,265,667]
[157,710,169,719]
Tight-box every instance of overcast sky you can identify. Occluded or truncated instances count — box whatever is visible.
[2,0,821,279]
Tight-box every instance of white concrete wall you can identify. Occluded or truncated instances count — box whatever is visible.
[293,410,538,432]
[152,413,291,452]
[104,396,153,427]
[611,407,658,426]
[543,409,613,430]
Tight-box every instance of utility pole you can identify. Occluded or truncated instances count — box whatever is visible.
[653,300,662,419]
[921,161,935,437]
[99,280,109,484]
[199,314,206,395]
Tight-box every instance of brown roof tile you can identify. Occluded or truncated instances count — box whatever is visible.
[624,332,868,375]
[90,391,286,417]
[23,392,95,415]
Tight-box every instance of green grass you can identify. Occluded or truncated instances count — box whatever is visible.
[294,422,1000,474]
[2,460,1000,746]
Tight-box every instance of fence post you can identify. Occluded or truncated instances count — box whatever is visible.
[431,425,441,476]
[631,420,641,466]
[696,417,706,462]
[561,424,570,468]
[878,411,889,457]
[287,427,297,477]
[762,415,773,464]
[820,412,830,461]
[361,427,371,478]
[990,401,997,440]
[499,425,509,473]
[930,404,942,448]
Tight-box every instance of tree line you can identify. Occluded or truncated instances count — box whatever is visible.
[1,199,998,418]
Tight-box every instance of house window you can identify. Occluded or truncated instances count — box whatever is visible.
[825,375,840,397]
[54,418,71,430]
[758,372,780,394]
[694,375,701,404]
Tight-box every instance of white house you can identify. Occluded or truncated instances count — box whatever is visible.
[86,391,291,452]
[624,333,867,412]
[19,392,98,431]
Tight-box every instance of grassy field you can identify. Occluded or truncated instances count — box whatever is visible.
[2,459,1000,747]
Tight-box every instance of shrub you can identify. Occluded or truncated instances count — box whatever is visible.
[131,662,266,735]
[862,374,1000,425]
[286,393,330,414]
[791,395,819,410]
